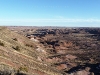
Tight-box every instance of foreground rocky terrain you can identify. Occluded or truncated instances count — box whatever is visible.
[0,27,61,75]
[2,26,100,75]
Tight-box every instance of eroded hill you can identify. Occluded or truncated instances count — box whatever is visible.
[0,27,61,75]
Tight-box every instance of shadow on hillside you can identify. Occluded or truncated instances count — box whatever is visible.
[65,63,100,75]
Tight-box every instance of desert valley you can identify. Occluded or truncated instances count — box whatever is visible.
[0,26,99,75]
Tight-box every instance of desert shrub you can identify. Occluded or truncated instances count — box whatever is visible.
[0,41,4,46]
[18,66,28,72]
[0,71,11,75]
[13,46,20,51]
[13,38,18,41]
[25,44,33,47]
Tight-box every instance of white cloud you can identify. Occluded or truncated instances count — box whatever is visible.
[1,18,100,23]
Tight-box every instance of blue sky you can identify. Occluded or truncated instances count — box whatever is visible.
[0,0,100,27]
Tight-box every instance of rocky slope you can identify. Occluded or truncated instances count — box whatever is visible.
[0,27,61,75]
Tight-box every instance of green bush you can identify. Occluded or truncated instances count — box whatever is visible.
[0,41,4,46]
[18,66,28,72]
[13,38,18,41]
[13,46,20,51]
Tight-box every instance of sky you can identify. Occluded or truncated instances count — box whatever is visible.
[0,0,100,27]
